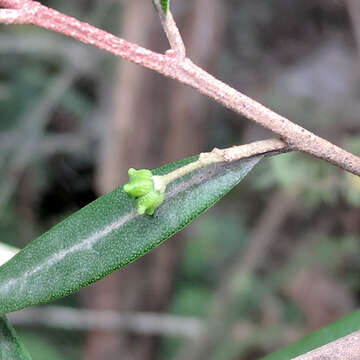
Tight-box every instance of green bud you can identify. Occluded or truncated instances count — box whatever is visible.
[135,190,164,216]
[123,168,166,215]
[123,168,154,197]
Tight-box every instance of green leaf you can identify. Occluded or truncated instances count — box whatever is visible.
[0,315,32,360]
[0,154,263,314]
[261,309,360,360]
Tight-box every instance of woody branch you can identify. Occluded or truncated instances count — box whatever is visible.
[0,0,360,176]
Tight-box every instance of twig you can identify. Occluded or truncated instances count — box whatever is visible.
[212,138,289,162]
[153,0,186,58]
[155,139,289,189]
[291,330,360,360]
[7,306,205,338]
[0,0,25,7]
[0,0,359,175]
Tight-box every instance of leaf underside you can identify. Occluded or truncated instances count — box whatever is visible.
[261,309,360,360]
[0,315,32,360]
[0,154,262,314]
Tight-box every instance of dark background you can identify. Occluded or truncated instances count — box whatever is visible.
[1,0,360,359]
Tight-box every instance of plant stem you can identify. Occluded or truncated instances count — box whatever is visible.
[0,0,359,175]
[158,138,289,187]
[153,0,186,59]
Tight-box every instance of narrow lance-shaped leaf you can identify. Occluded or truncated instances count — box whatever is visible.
[261,309,360,360]
[0,154,263,314]
[0,315,32,360]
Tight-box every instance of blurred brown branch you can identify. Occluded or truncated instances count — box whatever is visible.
[7,306,205,338]
[6,305,304,347]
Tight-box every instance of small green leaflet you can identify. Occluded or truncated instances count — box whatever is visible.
[152,0,169,15]
[0,315,32,360]
[0,154,262,314]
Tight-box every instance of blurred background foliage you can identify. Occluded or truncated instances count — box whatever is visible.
[0,0,359,359]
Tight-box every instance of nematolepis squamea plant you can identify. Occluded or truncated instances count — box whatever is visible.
[0,0,359,359]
